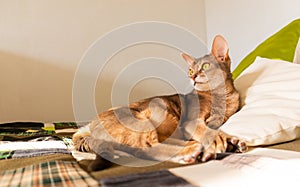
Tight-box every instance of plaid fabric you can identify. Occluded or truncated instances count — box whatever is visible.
[0,161,99,187]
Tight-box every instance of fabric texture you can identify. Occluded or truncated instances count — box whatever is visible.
[100,169,194,187]
[232,19,300,79]
[222,57,300,146]
[0,141,68,151]
[0,149,70,160]
[0,136,74,160]
[0,160,99,187]
[293,37,300,64]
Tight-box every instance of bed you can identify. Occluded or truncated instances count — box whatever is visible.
[1,19,300,187]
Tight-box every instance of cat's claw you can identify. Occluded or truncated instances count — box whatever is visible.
[196,132,248,162]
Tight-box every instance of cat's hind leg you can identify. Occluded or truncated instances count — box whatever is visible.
[72,129,93,152]
[72,129,115,171]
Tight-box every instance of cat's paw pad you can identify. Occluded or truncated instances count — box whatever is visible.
[227,136,247,153]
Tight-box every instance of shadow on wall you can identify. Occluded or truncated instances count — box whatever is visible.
[0,51,76,123]
[0,51,173,123]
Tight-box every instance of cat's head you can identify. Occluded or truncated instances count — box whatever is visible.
[182,35,232,91]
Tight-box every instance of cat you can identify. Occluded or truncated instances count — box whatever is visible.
[73,35,246,171]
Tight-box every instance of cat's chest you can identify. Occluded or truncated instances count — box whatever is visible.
[183,93,212,120]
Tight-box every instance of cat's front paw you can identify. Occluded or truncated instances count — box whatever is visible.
[170,141,202,164]
[225,134,247,153]
[199,131,247,162]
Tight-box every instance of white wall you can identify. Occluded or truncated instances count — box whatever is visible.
[2,0,299,123]
[0,0,206,123]
[205,0,300,69]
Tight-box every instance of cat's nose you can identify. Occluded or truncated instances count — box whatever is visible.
[195,75,208,83]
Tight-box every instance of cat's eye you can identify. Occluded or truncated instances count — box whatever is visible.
[202,63,210,71]
[189,68,194,76]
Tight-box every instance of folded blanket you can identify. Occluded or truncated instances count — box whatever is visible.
[0,135,75,160]
[0,121,84,137]
[0,149,71,160]
[0,122,54,136]
[0,140,68,150]
[0,160,99,187]
[100,170,195,187]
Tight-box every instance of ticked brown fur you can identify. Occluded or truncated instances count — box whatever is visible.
[73,35,246,171]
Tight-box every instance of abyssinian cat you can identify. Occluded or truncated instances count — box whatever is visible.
[73,35,246,171]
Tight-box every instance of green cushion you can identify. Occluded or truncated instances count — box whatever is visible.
[233,19,300,79]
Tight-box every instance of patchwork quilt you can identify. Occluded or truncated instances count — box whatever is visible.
[1,122,300,187]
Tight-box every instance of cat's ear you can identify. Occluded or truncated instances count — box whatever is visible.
[181,53,195,66]
[211,35,229,63]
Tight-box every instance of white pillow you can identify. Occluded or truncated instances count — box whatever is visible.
[293,37,300,64]
[221,57,300,146]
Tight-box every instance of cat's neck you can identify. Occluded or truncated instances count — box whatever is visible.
[194,78,237,98]
[224,78,238,96]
